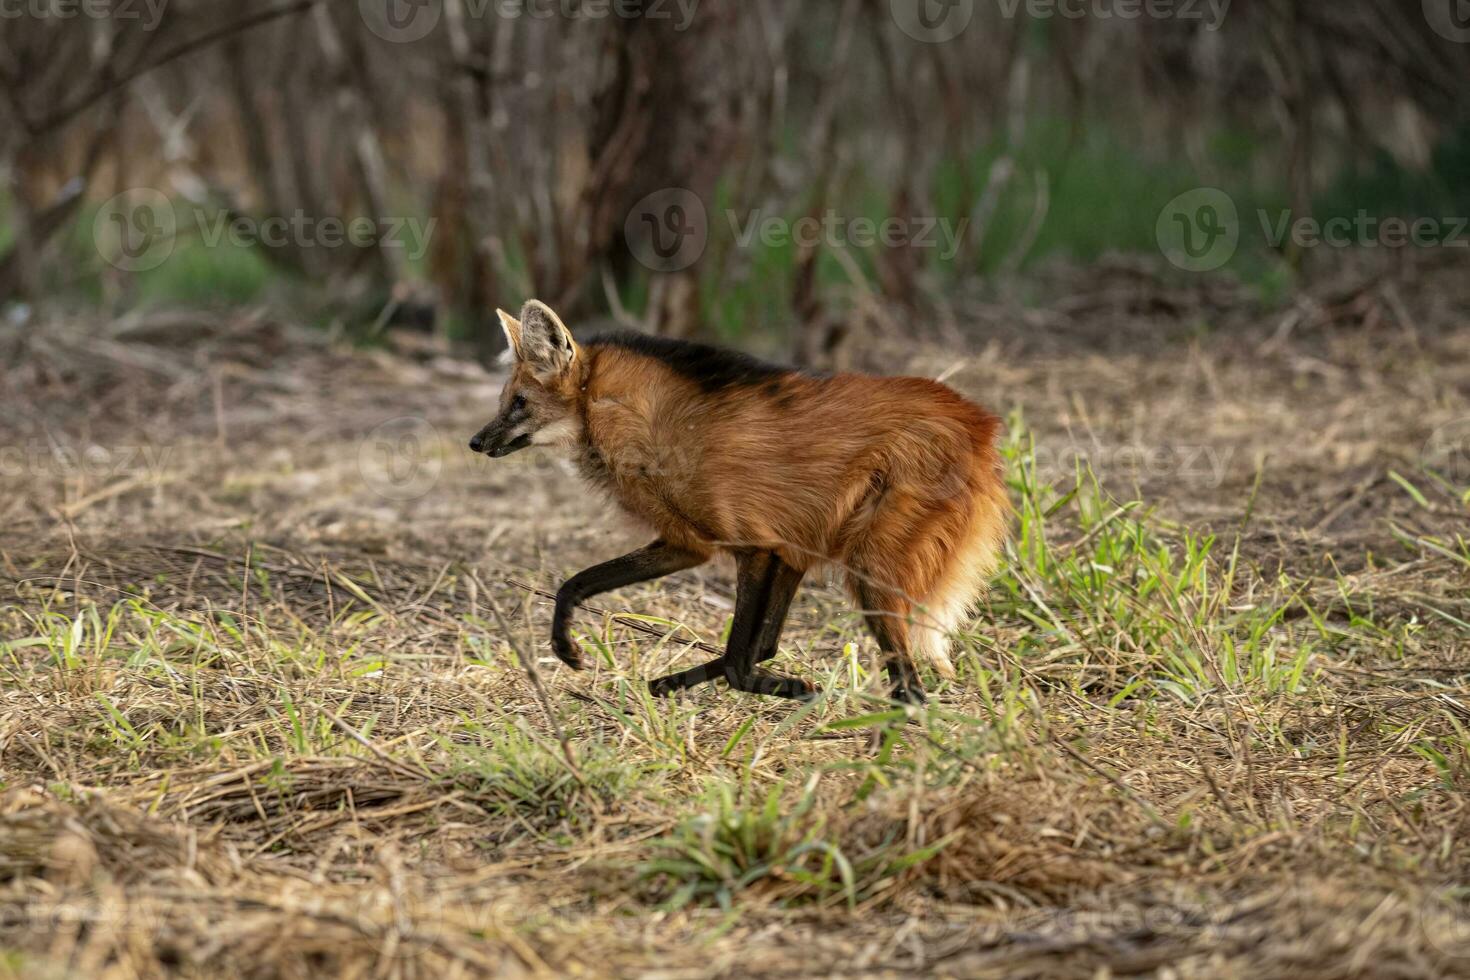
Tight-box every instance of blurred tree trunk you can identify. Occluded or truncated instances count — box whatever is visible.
[2,160,44,303]
[1263,0,1315,271]
[431,0,504,363]
[579,1,761,336]
[315,6,403,285]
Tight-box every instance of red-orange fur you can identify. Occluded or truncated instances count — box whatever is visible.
[486,301,1009,680]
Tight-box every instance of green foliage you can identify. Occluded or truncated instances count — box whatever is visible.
[946,120,1198,271]
[992,414,1327,702]
[641,778,944,911]
[1317,120,1470,227]
[446,718,660,829]
[56,201,272,308]
[7,119,1468,339]
[643,780,850,909]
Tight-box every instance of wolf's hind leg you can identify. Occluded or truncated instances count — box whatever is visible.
[724,552,813,700]
[855,581,926,705]
[649,553,806,698]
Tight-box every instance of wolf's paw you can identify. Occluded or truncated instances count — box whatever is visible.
[737,670,818,701]
[550,624,584,669]
[891,682,927,707]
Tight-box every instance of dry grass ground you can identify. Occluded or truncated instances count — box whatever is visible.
[1,256,1468,978]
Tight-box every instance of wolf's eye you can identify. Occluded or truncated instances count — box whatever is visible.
[509,394,526,414]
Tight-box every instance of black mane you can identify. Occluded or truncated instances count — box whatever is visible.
[587,331,808,393]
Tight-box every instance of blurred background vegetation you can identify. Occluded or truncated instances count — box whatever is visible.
[1,0,1467,361]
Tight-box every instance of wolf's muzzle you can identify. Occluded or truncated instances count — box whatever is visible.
[487,434,532,458]
[469,427,532,458]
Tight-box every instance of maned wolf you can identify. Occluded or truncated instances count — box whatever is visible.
[470,300,1009,704]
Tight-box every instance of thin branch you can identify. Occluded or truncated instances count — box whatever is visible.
[482,580,591,793]
[30,0,323,137]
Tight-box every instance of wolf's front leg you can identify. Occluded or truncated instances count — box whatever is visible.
[551,540,707,668]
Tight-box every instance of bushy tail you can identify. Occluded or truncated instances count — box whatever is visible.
[911,461,1010,678]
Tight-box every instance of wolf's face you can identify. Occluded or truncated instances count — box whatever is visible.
[469,301,583,459]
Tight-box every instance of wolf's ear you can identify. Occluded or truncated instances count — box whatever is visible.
[515,300,576,375]
[496,308,522,354]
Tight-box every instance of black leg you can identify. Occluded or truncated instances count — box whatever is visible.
[647,658,723,697]
[719,552,813,700]
[856,582,926,705]
[551,540,707,668]
[649,556,805,697]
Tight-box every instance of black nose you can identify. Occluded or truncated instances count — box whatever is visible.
[469,434,485,453]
